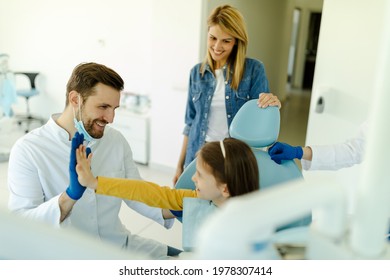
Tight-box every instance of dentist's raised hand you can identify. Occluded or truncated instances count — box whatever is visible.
[75,144,98,190]
[66,132,91,200]
[258,93,281,109]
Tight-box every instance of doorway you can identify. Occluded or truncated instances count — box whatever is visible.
[287,8,301,87]
[302,12,322,89]
[280,9,323,150]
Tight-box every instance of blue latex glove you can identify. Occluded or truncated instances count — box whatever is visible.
[66,132,91,200]
[170,210,183,223]
[268,142,303,164]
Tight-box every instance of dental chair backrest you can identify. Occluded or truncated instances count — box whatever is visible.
[175,100,311,251]
[229,100,303,190]
[228,100,311,230]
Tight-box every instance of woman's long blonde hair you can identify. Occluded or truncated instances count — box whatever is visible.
[201,5,248,91]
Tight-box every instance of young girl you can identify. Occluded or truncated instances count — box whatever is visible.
[74,137,259,212]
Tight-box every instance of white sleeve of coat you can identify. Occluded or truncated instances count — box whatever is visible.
[302,121,368,171]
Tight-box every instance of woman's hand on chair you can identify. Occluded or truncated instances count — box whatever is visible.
[258,93,281,109]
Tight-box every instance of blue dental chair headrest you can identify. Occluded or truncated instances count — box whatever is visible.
[229,100,280,148]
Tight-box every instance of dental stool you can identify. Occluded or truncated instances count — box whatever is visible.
[15,72,45,133]
[174,100,311,251]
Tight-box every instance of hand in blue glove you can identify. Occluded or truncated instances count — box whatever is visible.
[268,142,303,164]
[66,132,91,200]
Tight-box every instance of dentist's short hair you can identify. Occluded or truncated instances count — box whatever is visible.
[65,62,124,106]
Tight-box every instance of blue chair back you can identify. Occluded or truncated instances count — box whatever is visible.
[229,101,303,189]
[170,160,197,222]
[176,101,306,191]
[229,103,280,148]
[174,159,197,191]
[229,100,310,230]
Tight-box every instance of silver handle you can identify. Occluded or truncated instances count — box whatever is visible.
[315,96,324,113]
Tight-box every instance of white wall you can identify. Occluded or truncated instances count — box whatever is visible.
[149,0,202,170]
[0,0,329,172]
[0,0,156,115]
[305,0,388,213]
[0,0,202,172]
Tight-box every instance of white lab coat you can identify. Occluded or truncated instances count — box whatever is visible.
[8,114,173,259]
[301,121,368,171]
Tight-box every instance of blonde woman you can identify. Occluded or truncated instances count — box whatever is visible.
[173,5,281,184]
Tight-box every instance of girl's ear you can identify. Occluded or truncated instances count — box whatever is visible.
[220,183,230,198]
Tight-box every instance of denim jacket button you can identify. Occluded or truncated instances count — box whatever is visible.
[227,115,231,118]
[225,95,229,99]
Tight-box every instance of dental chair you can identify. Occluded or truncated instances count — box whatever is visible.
[14,72,45,133]
[174,100,311,251]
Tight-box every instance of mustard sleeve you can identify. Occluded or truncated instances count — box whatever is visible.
[96,176,197,210]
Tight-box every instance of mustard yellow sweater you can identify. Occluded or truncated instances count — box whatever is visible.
[96,176,197,210]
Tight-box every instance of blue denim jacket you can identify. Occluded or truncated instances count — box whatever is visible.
[183,58,270,166]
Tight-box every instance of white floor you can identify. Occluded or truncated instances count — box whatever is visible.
[0,88,311,255]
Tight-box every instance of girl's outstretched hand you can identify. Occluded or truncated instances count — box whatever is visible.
[75,145,98,190]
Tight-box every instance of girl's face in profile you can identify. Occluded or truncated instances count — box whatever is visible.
[207,24,236,69]
[192,155,229,206]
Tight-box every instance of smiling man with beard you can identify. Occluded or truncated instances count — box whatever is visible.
[7,62,178,259]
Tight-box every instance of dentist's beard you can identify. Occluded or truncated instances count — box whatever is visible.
[84,119,107,139]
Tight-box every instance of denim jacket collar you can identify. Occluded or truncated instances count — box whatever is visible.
[203,63,231,76]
